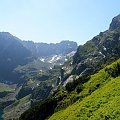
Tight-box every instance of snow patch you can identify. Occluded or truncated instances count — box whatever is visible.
[65,58,68,61]
[37,83,39,86]
[48,55,62,63]
[103,46,107,51]
[40,58,45,62]
[50,67,52,69]
[99,51,106,58]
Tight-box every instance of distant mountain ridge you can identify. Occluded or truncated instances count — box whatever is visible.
[0,32,77,83]
[0,32,78,119]
[22,40,77,57]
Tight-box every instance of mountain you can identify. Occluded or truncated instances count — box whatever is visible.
[0,32,33,83]
[19,14,120,120]
[73,14,120,72]
[21,40,77,66]
[0,32,77,119]
[61,14,120,85]
[1,14,120,120]
[109,14,120,30]
[0,31,77,84]
[22,40,77,57]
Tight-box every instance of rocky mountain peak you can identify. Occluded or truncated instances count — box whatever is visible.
[109,14,120,30]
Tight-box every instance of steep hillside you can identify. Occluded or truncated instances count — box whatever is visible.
[20,59,120,120]
[3,95,31,120]
[49,59,120,120]
[49,76,120,120]
[73,15,120,72]
[62,14,120,85]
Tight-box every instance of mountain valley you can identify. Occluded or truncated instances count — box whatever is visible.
[0,33,77,120]
[0,14,120,120]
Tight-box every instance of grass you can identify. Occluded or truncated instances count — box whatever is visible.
[0,83,13,92]
[49,77,120,120]
[3,95,31,120]
[49,59,120,120]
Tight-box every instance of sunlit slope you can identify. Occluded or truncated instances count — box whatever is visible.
[49,59,120,120]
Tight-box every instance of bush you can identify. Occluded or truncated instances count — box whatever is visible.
[76,84,84,93]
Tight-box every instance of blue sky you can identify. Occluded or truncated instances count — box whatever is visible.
[0,0,120,45]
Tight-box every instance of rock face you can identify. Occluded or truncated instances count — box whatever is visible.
[109,14,120,30]
[62,14,120,82]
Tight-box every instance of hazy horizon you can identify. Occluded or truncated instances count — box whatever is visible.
[0,0,120,45]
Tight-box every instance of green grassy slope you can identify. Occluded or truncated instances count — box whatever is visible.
[0,83,13,92]
[19,59,120,120]
[0,83,14,98]
[49,60,120,120]
[3,95,31,120]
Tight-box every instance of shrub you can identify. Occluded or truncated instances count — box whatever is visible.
[76,84,84,93]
